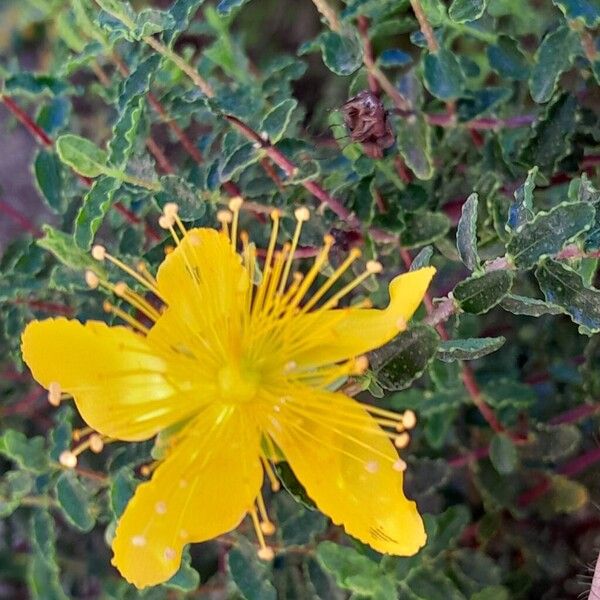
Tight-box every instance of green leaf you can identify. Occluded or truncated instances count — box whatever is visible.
[456,193,480,271]
[453,271,514,314]
[34,151,64,213]
[273,493,327,546]
[27,511,69,600]
[521,94,578,173]
[164,0,206,45]
[0,430,48,473]
[449,0,487,22]
[217,0,253,15]
[133,8,175,39]
[118,54,162,111]
[155,176,205,221]
[401,211,451,248]
[487,35,529,80]
[220,142,259,181]
[471,587,510,600]
[419,0,447,25]
[164,549,201,591]
[537,474,588,515]
[260,99,297,143]
[521,424,581,463]
[108,96,144,169]
[500,293,563,316]
[320,30,363,76]
[38,225,102,272]
[49,406,74,462]
[507,202,595,269]
[228,536,277,600]
[0,471,34,517]
[109,467,136,518]
[536,259,600,332]
[371,325,440,390]
[506,166,537,231]
[438,337,506,361]
[552,0,600,27]
[423,49,466,100]
[55,472,95,532]
[489,433,518,474]
[74,176,121,249]
[56,134,110,178]
[404,567,466,600]
[529,26,580,103]
[396,113,433,180]
[5,73,70,98]
[411,246,434,270]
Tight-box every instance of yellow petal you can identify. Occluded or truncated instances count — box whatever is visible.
[112,405,262,588]
[155,228,249,347]
[21,318,202,441]
[268,388,426,555]
[292,266,435,367]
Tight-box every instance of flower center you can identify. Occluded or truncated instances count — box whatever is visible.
[217,364,260,403]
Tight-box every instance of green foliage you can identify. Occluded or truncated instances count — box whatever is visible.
[1,0,600,597]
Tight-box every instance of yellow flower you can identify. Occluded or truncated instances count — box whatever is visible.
[21,200,435,589]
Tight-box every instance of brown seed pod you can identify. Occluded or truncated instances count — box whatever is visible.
[341,90,395,159]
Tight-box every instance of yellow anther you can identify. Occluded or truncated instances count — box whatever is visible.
[349,247,362,258]
[258,547,275,561]
[158,215,175,229]
[59,450,78,469]
[89,434,104,453]
[163,202,179,217]
[294,206,310,222]
[354,356,369,374]
[85,270,100,289]
[402,410,417,430]
[394,432,411,449]
[366,260,383,274]
[228,195,244,212]
[91,245,106,261]
[323,233,335,247]
[114,281,127,297]
[140,465,151,477]
[260,521,276,536]
[393,458,407,472]
[102,300,112,313]
[47,382,61,407]
[396,316,407,330]
[217,210,233,224]
[270,209,282,220]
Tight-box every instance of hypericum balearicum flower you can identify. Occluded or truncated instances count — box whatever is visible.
[21,199,435,589]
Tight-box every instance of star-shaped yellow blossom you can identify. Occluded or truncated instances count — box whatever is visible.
[21,199,435,589]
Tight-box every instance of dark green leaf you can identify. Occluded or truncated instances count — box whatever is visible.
[530,26,579,103]
[489,433,518,474]
[260,99,297,143]
[536,259,600,332]
[411,246,434,270]
[500,293,563,316]
[109,467,137,518]
[133,8,175,39]
[55,472,95,532]
[228,536,277,600]
[396,113,433,180]
[118,54,162,111]
[449,0,487,23]
[404,567,466,600]
[506,166,537,231]
[155,175,206,220]
[521,423,581,463]
[453,271,514,314]
[164,0,206,45]
[487,35,529,80]
[0,471,34,517]
[401,211,451,248]
[34,151,64,213]
[438,337,506,361]
[423,49,466,100]
[552,0,600,27]
[217,0,253,15]
[506,202,595,269]
[456,193,479,270]
[220,142,259,181]
[5,73,70,97]
[165,549,201,591]
[371,325,440,390]
[38,225,102,272]
[108,96,144,169]
[0,430,48,473]
[56,134,110,178]
[320,30,363,76]
[379,49,412,67]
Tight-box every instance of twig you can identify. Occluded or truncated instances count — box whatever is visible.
[310,0,341,32]
[0,199,41,236]
[409,0,439,52]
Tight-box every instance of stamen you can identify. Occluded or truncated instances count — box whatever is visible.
[217,210,232,236]
[72,427,92,442]
[47,381,62,407]
[89,433,104,453]
[320,260,383,311]
[260,456,281,492]
[112,281,161,322]
[278,207,310,295]
[353,356,369,375]
[249,508,274,560]
[85,270,100,289]
[91,245,106,261]
[402,410,417,430]
[394,432,411,449]
[393,458,407,472]
[257,493,276,535]
[140,461,159,477]
[158,214,175,230]
[228,196,244,250]
[103,300,150,335]
[136,261,158,286]
[59,450,78,468]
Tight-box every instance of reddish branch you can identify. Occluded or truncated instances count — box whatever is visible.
[0,200,41,236]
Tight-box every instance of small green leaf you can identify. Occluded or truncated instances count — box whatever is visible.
[507,202,595,269]
[423,49,466,100]
[110,467,137,518]
[506,166,537,232]
[260,99,297,143]
[164,0,207,45]
[449,0,487,22]
[396,113,434,180]
[165,549,201,591]
[133,8,175,39]
[537,474,588,515]
[489,433,519,474]
[118,54,162,111]
[108,96,144,169]
[471,587,510,600]
[34,151,64,213]
[401,211,451,248]
[487,35,529,80]
[155,175,206,221]
[371,325,440,390]
[0,430,48,473]
[38,225,102,272]
[404,567,466,600]
[411,246,434,270]
[217,0,253,15]
[552,0,600,27]
[56,134,110,178]
[220,142,259,181]
[521,424,581,463]
[5,73,70,98]
[536,259,600,332]
[74,176,121,249]
[453,271,513,314]
[529,26,579,103]
[55,472,95,532]
[0,471,34,517]
[438,337,506,362]
[456,193,480,271]
[500,293,563,316]
[521,94,578,173]
[320,30,363,76]
[228,536,277,600]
